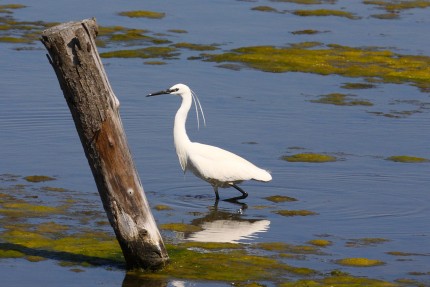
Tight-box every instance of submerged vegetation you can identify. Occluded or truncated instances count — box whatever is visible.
[291,29,325,35]
[100,47,179,60]
[386,155,429,163]
[2,2,429,99]
[346,237,390,247]
[293,9,359,19]
[203,44,430,92]
[264,195,298,203]
[308,239,332,247]
[2,1,430,285]
[0,174,426,285]
[311,93,373,106]
[282,153,337,163]
[24,175,56,182]
[275,209,318,216]
[280,274,397,287]
[341,82,376,89]
[118,10,165,19]
[336,257,385,267]
[364,0,430,12]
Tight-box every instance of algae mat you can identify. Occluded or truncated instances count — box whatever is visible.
[0,175,429,286]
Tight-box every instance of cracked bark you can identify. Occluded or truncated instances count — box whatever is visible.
[41,18,169,270]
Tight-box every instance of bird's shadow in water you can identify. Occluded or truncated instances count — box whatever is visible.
[184,200,270,243]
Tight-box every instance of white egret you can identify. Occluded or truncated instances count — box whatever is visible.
[147,83,272,201]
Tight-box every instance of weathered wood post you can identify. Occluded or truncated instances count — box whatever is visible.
[41,18,169,270]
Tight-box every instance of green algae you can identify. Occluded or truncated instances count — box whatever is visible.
[386,155,429,163]
[154,204,173,211]
[272,0,335,4]
[96,26,172,48]
[153,245,280,281]
[97,25,127,35]
[160,223,203,233]
[386,251,424,256]
[308,239,332,247]
[25,255,47,262]
[341,82,376,89]
[144,61,167,65]
[203,44,430,92]
[252,205,270,210]
[24,175,56,183]
[128,243,317,281]
[265,195,298,203]
[0,7,57,46]
[41,186,68,192]
[35,222,70,235]
[0,229,123,266]
[364,0,430,12]
[0,177,424,285]
[292,29,323,35]
[0,4,26,15]
[0,4,26,10]
[168,29,188,34]
[109,30,170,45]
[179,241,241,250]
[0,177,124,269]
[395,278,427,286]
[275,209,318,216]
[371,13,400,20]
[256,242,322,255]
[0,249,25,258]
[311,93,373,106]
[293,9,359,19]
[173,42,219,51]
[282,153,337,163]
[110,29,151,41]
[280,274,397,287]
[118,10,165,19]
[346,237,390,247]
[251,6,279,12]
[0,36,32,43]
[336,257,385,267]
[369,111,414,119]
[0,201,65,218]
[100,47,179,60]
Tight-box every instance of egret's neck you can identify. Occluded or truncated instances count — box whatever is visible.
[174,93,192,147]
[174,93,192,172]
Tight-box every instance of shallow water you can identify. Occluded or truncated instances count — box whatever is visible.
[1,0,430,286]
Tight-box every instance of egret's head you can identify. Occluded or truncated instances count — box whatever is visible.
[147,83,206,128]
[147,83,190,97]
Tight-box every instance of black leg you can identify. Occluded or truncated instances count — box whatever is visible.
[213,186,220,200]
[231,184,248,199]
[223,183,248,202]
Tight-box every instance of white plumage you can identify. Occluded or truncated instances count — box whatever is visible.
[147,83,272,201]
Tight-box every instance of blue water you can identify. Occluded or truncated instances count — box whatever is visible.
[1,0,430,286]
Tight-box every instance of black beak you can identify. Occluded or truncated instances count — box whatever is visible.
[146,89,171,97]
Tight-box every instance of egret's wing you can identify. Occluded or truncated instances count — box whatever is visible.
[187,143,271,182]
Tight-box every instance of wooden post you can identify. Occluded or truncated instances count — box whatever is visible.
[41,18,169,270]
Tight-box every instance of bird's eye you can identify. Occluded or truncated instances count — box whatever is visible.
[172,88,179,92]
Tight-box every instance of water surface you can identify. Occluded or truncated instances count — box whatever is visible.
[1,0,430,286]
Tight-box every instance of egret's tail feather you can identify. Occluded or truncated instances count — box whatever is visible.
[254,169,272,182]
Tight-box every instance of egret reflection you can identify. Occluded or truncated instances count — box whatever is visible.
[187,219,270,243]
[185,206,270,243]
